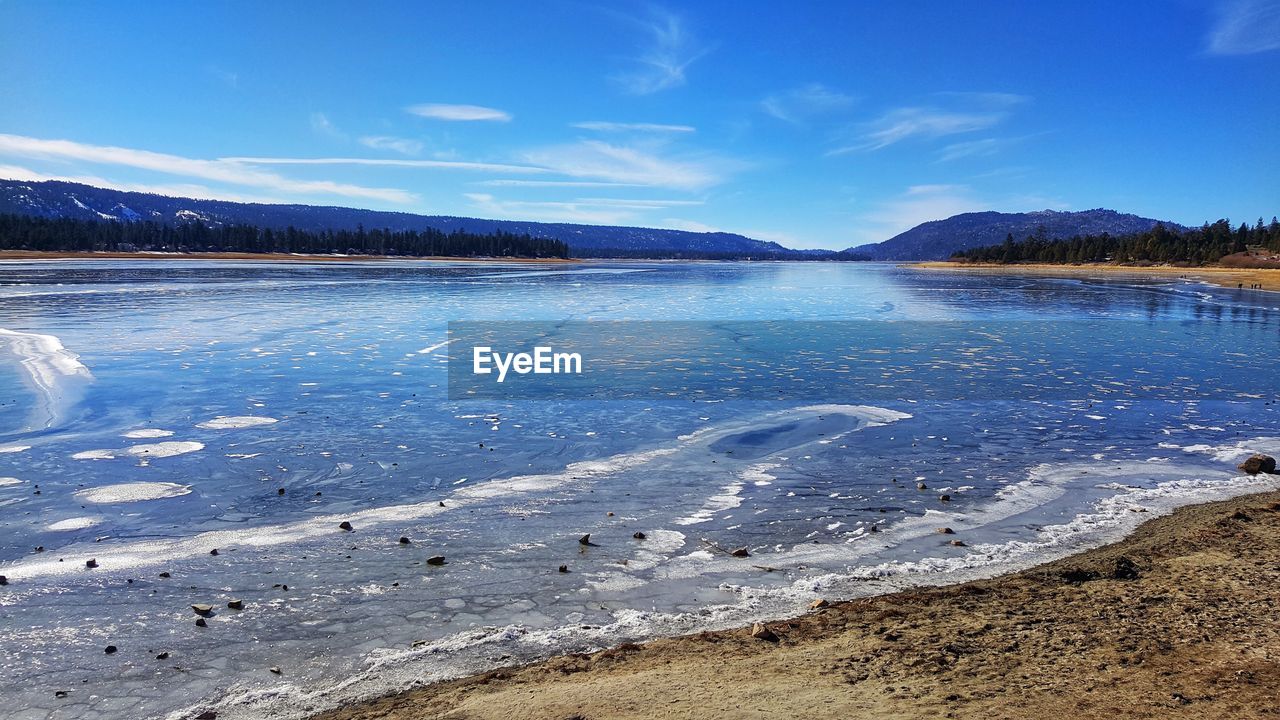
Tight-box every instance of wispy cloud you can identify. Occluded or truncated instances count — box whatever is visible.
[0,133,415,204]
[614,8,708,95]
[310,112,346,140]
[572,121,696,133]
[1206,0,1280,54]
[520,140,730,191]
[761,83,856,125]
[206,65,239,89]
[223,156,547,174]
[0,163,287,204]
[405,103,512,122]
[474,179,647,188]
[833,94,1028,154]
[358,135,424,156]
[463,192,700,225]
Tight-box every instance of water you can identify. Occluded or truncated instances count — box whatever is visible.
[0,260,1278,720]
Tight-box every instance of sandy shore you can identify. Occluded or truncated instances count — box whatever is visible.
[914,261,1280,292]
[0,250,576,263]
[316,487,1280,720]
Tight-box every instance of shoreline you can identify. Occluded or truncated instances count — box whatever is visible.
[315,484,1280,720]
[914,260,1280,292]
[0,250,578,263]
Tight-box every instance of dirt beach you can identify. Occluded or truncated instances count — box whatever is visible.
[914,261,1280,292]
[316,488,1280,720]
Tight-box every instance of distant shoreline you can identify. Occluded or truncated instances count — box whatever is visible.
[0,250,578,263]
[914,260,1280,292]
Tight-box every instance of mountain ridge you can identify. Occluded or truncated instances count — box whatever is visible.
[849,209,1188,260]
[0,179,825,258]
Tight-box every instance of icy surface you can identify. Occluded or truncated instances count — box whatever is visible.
[0,260,1277,720]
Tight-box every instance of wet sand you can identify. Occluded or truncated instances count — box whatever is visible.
[0,250,576,263]
[915,261,1280,292]
[317,487,1280,720]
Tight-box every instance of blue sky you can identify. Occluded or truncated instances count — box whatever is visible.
[0,1,1277,249]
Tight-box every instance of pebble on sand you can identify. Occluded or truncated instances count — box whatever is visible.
[192,604,214,616]
[227,599,244,610]
[398,536,411,544]
[949,539,967,547]
[558,565,569,573]
[339,521,354,531]
[426,555,447,565]
[85,558,98,568]
[155,652,169,660]
[210,549,219,556]
[730,547,751,557]
[939,494,951,502]
[632,531,647,540]
[269,666,282,675]
[195,618,208,627]
[159,572,171,578]
[937,527,955,534]
[917,482,927,490]
[0,575,7,585]
[578,533,592,545]
[104,645,117,654]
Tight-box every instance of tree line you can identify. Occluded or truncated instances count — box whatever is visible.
[0,213,571,259]
[952,218,1280,265]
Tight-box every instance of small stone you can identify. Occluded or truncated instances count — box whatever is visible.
[936,527,955,534]
[269,666,282,675]
[35,546,44,552]
[607,512,615,517]
[438,501,445,507]
[939,494,951,502]
[730,547,751,557]
[869,525,879,533]
[578,533,592,546]
[809,599,830,610]
[195,711,217,720]
[192,604,214,615]
[159,572,171,578]
[949,539,967,547]
[210,548,219,556]
[277,488,285,496]
[155,652,169,660]
[104,645,117,654]
[558,565,569,573]
[0,575,7,585]
[399,536,411,544]
[750,622,778,642]
[917,482,927,490]
[226,599,244,610]
[55,690,69,698]
[426,555,447,565]
[632,531,647,540]
[195,618,208,627]
[339,521,354,531]
[85,558,98,569]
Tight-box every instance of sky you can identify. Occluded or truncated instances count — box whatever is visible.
[0,1,1277,250]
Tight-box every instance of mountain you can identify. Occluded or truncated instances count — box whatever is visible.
[848,209,1187,261]
[0,179,827,258]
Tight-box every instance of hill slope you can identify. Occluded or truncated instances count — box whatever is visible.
[0,179,805,257]
[850,209,1186,261]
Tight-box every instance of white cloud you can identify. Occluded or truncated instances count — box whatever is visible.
[405,104,512,122]
[463,193,675,225]
[833,93,1029,154]
[761,83,856,124]
[358,135,425,156]
[310,112,346,140]
[1207,0,1280,54]
[0,163,287,204]
[223,156,547,174]
[572,121,696,133]
[474,179,646,188]
[0,133,415,204]
[520,140,729,191]
[614,8,708,95]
